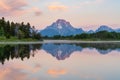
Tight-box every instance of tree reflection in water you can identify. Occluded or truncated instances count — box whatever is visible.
[0,43,120,64]
[0,44,42,65]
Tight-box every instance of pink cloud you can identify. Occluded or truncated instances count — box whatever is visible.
[48,69,67,77]
[48,2,68,11]
[11,63,41,73]
[48,5,68,11]
[0,63,41,80]
[0,0,10,10]
[0,0,28,16]
[0,68,11,80]
[32,7,42,16]
[0,67,28,80]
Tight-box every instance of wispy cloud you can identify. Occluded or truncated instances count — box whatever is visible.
[32,7,42,16]
[0,0,10,10]
[48,69,67,77]
[0,0,28,16]
[0,67,28,80]
[0,63,41,80]
[48,2,68,11]
[48,5,67,11]
[79,0,104,7]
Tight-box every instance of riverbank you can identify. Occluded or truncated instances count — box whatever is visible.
[0,40,120,44]
[43,40,120,43]
[0,36,42,42]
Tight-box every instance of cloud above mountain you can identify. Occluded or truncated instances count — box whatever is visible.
[0,0,43,16]
[0,0,119,30]
[48,2,68,11]
[0,0,28,16]
[32,7,42,16]
[48,5,68,11]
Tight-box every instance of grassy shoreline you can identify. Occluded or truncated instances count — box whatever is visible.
[0,36,120,42]
[0,40,120,44]
[0,37,41,42]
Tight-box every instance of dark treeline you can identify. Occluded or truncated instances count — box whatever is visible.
[43,31,120,40]
[0,17,42,40]
[0,44,42,64]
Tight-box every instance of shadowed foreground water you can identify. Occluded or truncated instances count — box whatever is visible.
[0,43,120,80]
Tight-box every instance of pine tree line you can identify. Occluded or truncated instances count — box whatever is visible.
[44,31,120,40]
[0,17,42,40]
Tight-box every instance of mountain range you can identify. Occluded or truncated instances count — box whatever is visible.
[40,19,120,37]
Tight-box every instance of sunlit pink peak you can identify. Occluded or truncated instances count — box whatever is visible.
[55,19,71,26]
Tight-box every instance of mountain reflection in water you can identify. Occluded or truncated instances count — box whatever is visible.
[0,43,120,64]
[42,43,120,60]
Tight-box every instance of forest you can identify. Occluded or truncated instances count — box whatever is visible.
[0,17,42,41]
[43,31,120,40]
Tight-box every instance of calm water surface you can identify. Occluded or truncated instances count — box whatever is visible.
[0,43,120,80]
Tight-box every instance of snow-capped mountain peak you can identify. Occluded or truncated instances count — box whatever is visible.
[40,19,84,37]
[57,23,63,29]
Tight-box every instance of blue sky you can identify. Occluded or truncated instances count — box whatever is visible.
[0,0,120,30]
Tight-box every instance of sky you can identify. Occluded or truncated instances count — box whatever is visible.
[0,0,120,30]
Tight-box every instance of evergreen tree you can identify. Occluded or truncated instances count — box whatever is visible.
[0,17,42,40]
[25,22,31,38]
[11,22,16,36]
[0,27,4,36]
[18,30,24,39]
[5,21,11,39]
[0,17,6,36]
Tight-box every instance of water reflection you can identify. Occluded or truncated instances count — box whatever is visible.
[0,43,120,64]
[0,44,42,64]
[42,43,82,60]
[42,43,120,60]
[75,43,120,54]
[0,43,120,80]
